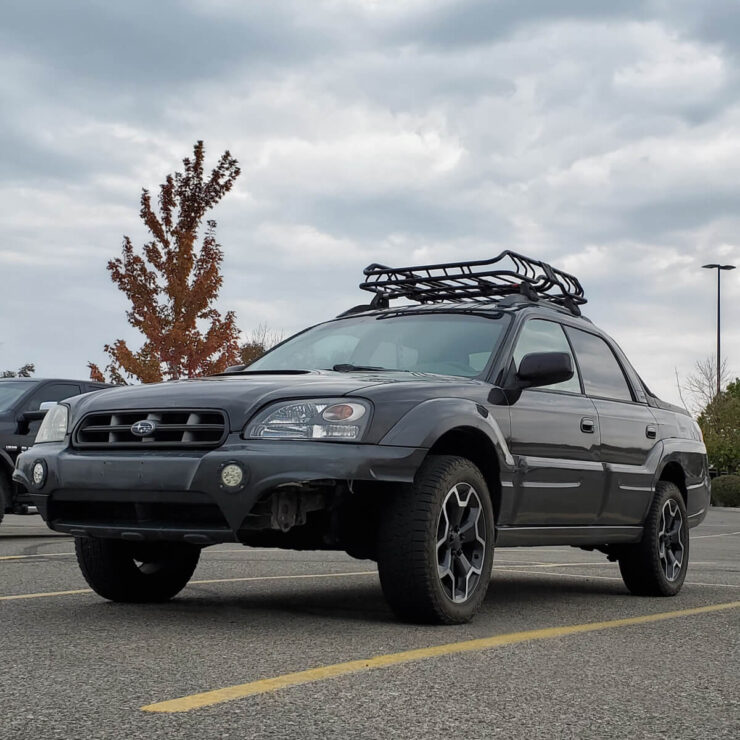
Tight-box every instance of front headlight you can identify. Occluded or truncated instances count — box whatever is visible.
[35,404,69,444]
[244,398,371,441]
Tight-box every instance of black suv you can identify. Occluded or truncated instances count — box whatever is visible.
[14,253,709,624]
[1,377,110,524]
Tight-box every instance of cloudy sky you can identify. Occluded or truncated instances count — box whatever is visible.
[1,0,738,405]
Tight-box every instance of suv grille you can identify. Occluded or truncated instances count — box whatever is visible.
[74,409,228,449]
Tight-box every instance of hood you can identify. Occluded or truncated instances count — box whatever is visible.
[66,370,482,431]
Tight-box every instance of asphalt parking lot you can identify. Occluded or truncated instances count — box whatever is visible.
[1,510,738,740]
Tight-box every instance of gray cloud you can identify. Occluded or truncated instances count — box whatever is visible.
[0,0,738,404]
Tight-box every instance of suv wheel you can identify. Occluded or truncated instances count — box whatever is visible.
[377,455,495,624]
[618,481,689,596]
[75,538,200,603]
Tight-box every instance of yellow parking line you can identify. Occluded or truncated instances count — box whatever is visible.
[0,588,93,601]
[693,531,740,539]
[0,570,376,601]
[492,567,740,589]
[0,552,75,561]
[190,571,375,586]
[142,600,740,713]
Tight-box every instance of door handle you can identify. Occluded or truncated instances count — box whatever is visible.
[646,425,657,440]
[580,417,595,433]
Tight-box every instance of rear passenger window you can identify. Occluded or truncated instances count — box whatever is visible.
[512,320,581,394]
[565,328,633,402]
[23,383,82,412]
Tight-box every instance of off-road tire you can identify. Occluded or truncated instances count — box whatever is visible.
[75,537,200,603]
[377,455,495,624]
[618,481,689,596]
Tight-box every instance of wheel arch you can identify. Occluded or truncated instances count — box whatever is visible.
[426,426,502,521]
[658,460,687,504]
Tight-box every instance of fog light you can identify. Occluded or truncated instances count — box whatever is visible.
[32,461,46,487]
[220,463,244,489]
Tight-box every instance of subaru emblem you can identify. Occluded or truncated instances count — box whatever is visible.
[131,420,156,437]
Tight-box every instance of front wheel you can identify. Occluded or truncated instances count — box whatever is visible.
[618,481,689,596]
[377,455,495,624]
[75,538,201,603]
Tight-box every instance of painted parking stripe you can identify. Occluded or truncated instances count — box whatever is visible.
[692,530,740,539]
[189,571,375,586]
[3,563,739,601]
[0,552,75,561]
[492,567,740,588]
[0,570,377,601]
[0,588,93,601]
[141,600,740,713]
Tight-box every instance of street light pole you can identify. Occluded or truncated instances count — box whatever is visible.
[702,263,737,396]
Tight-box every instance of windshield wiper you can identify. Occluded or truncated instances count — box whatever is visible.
[331,364,391,373]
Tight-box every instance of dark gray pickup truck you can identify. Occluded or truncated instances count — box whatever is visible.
[0,377,110,523]
[14,252,709,624]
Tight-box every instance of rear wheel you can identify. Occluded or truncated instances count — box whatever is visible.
[377,455,495,624]
[618,481,688,596]
[75,538,200,602]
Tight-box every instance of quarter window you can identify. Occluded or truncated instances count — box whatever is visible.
[512,320,581,393]
[565,328,633,402]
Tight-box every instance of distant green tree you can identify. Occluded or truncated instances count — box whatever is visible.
[698,378,740,473]
[1,363,35,378]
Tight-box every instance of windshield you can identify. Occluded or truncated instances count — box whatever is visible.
[0,381,33,412]
[248,313,510,378]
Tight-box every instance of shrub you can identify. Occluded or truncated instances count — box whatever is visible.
[711,475,740,507]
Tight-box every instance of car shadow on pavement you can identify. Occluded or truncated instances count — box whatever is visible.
[77,573,629,627]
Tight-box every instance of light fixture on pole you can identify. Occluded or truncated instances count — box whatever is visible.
[702,262,736,396]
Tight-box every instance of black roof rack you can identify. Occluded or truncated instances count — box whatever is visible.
[359,250,586,315]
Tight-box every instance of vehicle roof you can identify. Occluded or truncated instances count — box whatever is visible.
[0,377,110,385]
[337,297,592,323]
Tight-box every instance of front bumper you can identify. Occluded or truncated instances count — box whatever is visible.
[13,439,426,544]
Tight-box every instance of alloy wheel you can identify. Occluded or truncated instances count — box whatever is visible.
[658,499,685,582]
[436,483,487,602]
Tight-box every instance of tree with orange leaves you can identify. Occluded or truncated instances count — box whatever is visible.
[89,141,242,384]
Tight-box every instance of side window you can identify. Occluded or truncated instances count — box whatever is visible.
[565,328,633,402]
[512,320,580,393]
[23,383,82,412]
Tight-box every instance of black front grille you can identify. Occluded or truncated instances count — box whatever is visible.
[74,409,228,449]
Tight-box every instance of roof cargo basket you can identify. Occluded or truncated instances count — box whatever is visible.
[359,250,586,315]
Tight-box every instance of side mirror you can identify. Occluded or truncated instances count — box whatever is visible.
[15,404,53,436]
[488,352,575,406]
[517,352,574,388]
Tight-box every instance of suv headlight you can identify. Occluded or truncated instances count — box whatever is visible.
[245,398,371,441]
[35,404,69,444]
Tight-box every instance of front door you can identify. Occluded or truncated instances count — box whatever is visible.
[507,319,603,526]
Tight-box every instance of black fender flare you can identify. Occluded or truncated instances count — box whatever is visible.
[653,439,709,521]
[379,398,515,471]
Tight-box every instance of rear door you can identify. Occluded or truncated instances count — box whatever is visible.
[564,327,658,525]
[507,319,603,526]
